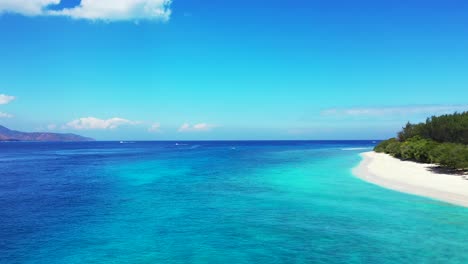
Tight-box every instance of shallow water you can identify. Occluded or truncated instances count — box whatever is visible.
[1,141,467,263]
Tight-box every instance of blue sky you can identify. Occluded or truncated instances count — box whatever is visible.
[0,0,467,140]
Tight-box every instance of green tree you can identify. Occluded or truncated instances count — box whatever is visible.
[374,111,468,170]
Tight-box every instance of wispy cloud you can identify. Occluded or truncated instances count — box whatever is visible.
[66,117,139,130]
[178,123,215,132]
[0,0,172,21]
[148,123,161,133]
[321,105,468,117]
[0,94,15,105]
[0,112,13,118]
[0,0,59,16]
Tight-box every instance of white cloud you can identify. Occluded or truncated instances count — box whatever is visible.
[178,123,215,132]
[148,123,161,132]
[0,94,15,104]
[178,123,190,131]
[0,0,172,21]
[321,105,468,117]
[0,0,59,15]
[0,112,12,118]
[47,124,57,130]
[66,117,138,130]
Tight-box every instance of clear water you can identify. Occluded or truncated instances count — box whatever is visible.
[1,141,467,264]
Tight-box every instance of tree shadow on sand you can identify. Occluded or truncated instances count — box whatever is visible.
[428,166,468,179]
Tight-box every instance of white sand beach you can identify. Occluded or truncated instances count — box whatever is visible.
[353,151,468,207]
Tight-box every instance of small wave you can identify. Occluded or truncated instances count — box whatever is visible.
[341,147,372,151]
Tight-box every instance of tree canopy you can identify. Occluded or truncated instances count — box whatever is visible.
[375,111,468,170]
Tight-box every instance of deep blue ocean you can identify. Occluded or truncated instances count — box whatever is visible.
[1,141,468,264]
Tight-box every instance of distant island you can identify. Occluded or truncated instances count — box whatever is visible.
[0,125,94,142]
[354,111,468,207]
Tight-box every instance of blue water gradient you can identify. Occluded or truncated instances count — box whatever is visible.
[1,141,467,263]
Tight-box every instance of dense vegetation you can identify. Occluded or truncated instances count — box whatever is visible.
[374,112,468,170]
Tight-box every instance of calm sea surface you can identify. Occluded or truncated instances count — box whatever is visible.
[1,141,468,263]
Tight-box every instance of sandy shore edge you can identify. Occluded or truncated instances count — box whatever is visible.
[353,151,468,207]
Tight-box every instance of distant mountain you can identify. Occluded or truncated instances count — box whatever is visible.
[0,125,94,142]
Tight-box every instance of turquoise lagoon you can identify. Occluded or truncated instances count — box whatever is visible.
[1,141,467,263]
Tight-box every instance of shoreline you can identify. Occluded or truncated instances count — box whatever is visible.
[353,151,468,207]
